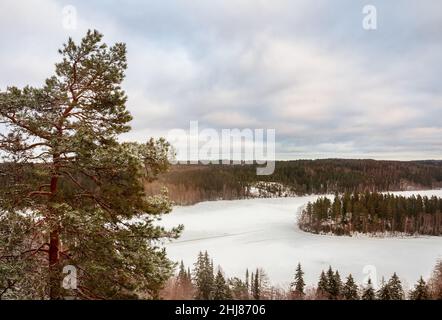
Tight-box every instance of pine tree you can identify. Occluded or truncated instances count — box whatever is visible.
[0,30,180,300]
[291,263,305,299]
[213,269,231,300]
[342,274,359,300]
[409,276,429,300]
[361,278,376,300]
[388,273,404,300]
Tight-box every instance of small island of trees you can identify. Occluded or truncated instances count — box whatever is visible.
[299,192,442,236]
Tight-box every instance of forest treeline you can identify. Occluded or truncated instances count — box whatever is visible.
[299,192,442,236]
[145,160,442,204]
[161,251,442,300]
[3,159,442,206]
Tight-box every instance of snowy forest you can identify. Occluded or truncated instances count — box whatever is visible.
[299,192,442,236]
[1,26,442,303]
[162,251,442,301]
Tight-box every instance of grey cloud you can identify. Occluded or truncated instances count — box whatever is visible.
[0,0,441,159]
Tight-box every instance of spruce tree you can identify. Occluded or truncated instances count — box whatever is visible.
[326,266,334,296]
[245,269,250,292]
[342,274,359,300]
[409,276,429,300]
[187,267,192,282]
[333,271,343,299]
[250,271,254,297]
[317,270,328,299]
[331,193,342,224]
[387,273,404,300]
[178,261,187,282]
[429,260,442,299]
[377,278,391,300]
[175,261,193,299]
[213,269,231,300]
[324,266,341,299]
[361,278,376,300]
[229,277,249,300]
[178,261,191,287]
[0,30,181,300]
[193,251,214,300]
[252,269,260,300]
[291,263,305,299]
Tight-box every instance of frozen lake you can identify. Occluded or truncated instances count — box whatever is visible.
[160,190,442,289]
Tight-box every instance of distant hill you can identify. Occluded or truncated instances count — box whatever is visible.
[145,159,442,205]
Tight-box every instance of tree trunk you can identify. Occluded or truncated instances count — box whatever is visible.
[48,170,61,299]
[49,229,61,299]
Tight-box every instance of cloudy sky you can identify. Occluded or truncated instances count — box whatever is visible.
[1,0,441,160]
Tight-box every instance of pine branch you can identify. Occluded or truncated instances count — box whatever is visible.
[27,191,53,197]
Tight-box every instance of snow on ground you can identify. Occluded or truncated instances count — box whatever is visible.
[159,190,442,289]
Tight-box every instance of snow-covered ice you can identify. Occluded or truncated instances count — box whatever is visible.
[160,190,442,289]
